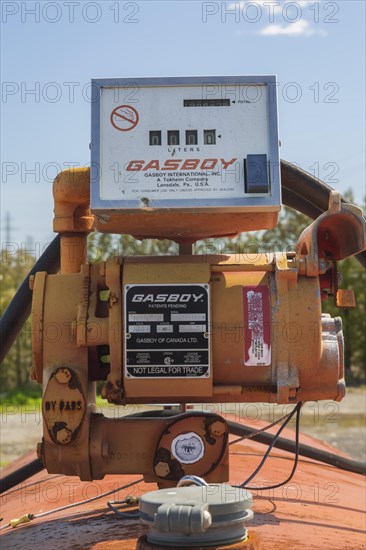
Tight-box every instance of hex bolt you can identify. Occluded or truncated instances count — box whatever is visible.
[55,368,72,384]
[209,420,226,437]
[154,461,170,478]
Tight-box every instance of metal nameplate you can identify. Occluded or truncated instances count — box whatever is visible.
[124,284,210,378]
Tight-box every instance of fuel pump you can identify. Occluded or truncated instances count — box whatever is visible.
[29,76,365,486]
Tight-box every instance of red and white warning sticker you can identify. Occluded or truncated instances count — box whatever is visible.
[110,104,139,131]
[243,286,271,366]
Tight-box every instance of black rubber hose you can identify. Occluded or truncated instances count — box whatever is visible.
[228,419,365,476]
[281,160,344,212]
[0,235,61,366]
[0,458,44,494]
[280,160,366,268]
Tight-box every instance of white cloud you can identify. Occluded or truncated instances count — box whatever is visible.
[260,19,326,36]
[225,1,328,37]
[225,0,327,36]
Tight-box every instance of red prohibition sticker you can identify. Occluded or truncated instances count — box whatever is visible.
[243,286,271,366]
[110,105,139,131]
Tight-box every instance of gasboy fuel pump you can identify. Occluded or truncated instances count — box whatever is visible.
[30,76,365,486]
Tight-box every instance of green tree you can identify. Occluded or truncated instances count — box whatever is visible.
[0,248,34,391]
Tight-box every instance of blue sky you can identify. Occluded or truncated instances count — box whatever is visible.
[1,0,365,248]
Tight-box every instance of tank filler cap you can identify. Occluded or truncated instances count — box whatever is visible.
[139,482,253,547]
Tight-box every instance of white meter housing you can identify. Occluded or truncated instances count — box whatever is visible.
[91,76,281,241]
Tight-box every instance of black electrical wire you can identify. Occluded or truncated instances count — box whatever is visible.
[239,403,302,488]
[227,418,365,476]
[229,411,293,446]
[240,402,302,491]
[0,235,61,365]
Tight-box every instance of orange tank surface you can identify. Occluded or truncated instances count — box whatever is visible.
[1,417,365,550]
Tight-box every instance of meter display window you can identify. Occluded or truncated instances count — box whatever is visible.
[149,131,162,146]
[204,130,216,145]
[168,130,180,145]
[186,130,198,145]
